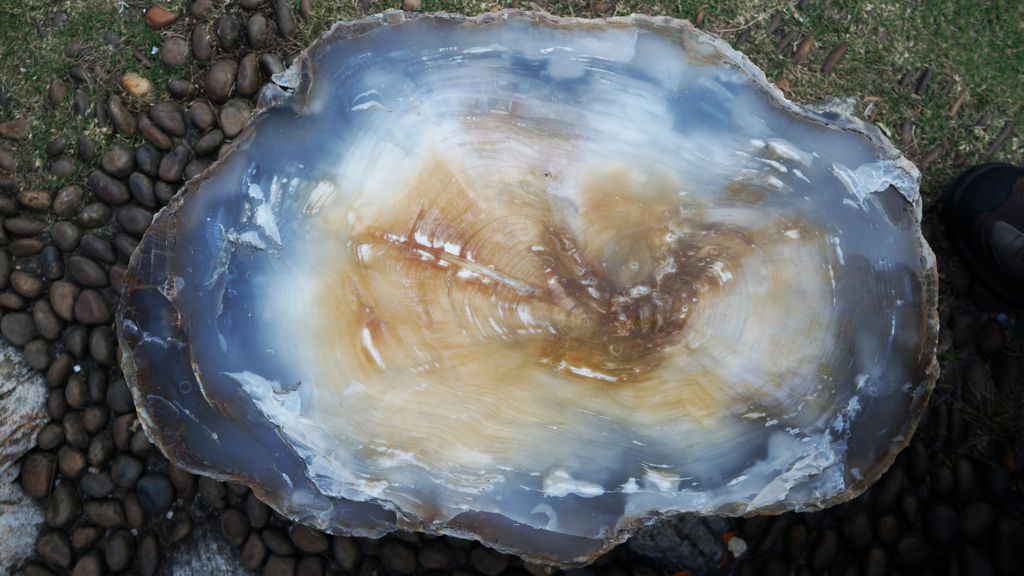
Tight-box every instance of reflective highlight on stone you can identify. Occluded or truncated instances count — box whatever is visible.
[118,11,938,566]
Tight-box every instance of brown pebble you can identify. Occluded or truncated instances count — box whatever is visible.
[122,72,153,97]
[160,36,189,68]
[18,189,52,211]
[74,289,112,324]
[242,533,269,570]
[821,43,848,75]
[139,113,173,149]
[188,100,217,131]
[10,270,44,298]
[919,142,947,170]
[0,116,29,140]
[264,555,296,576]
[205,59,237,102]
[949,90,969,117]
[145,6,178,29]
[236,53,261,97]
[191,24,213,62]
[158,144,191,182]
[793,36,815,63]
[985,121,1015,159]
[48,80,66,107]
[107,95,136,136]
[766,11,784,34]
[915,67,934,95]
[20,452,55,499]
[151,101,186,135]
[220,99,253,138]
[777,29,799,51]
[36,530,72,570]
[275,0,295,37]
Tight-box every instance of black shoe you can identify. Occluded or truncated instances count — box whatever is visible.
[942,163,1024,306]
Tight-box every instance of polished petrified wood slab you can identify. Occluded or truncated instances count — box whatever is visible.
[118,10,938,566]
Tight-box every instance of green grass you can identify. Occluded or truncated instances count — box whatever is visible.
[2,1,1020,198]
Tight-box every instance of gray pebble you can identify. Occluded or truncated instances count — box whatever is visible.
[195,129,224,156]
[80,471,115,498]
[57,446,86,479]
[45,481,79,528]
[86,429,114,466]
[150,101,186,136]
[259,53,286,75]
[246,491,271,527]
[247,13,269,49]
[137,531,160,576]
[216,14,242,50]
[111,454,144,488]
[5,216,47,235]
[82,404,108,433]
[188,100,217,130]
[24,339,54,370]
[39,246,64,280]
[158,144,190,182]
[236,52,260,97]
[36,530,72,571]
[168,77,197,99]
[138,113,173,150]
[83,498,126,527]
[205,59,238,102]
[135,144,161,176]
[76,136,96,162]
[160,36,189,68]
[264,555,296,576]
[88,325,116,365]
[105,529,135,571]
[68,255,108,287]
[37,423,64,450]
[137,474,174,514]
[107,95,136,136]
[333,536,361,572]
[100,143,134,177]
[289,524,328,553]
[192,25,213,61]
[19,451,55,499]
[222,507,252,546]
[219,98,253,138]
[33,300,63,340]
[241,532,269,570]
[2,311,37,345]
[87,169,130,205]
[262,528,296,556]
[129,172,157,207]
[117,205,154,237]
[107,376,134,414]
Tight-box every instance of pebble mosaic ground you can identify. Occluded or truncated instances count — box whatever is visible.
[0,1,1022,575]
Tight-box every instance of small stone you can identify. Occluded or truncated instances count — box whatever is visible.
[115,234,140,261]
[10,270,44,298]
[117,205,155,237]
[137,474,174,514]
[44,138,65,157]
[36,530,72,570]
[876,514,899,545]
[34,299,63,339]
[136,143,161,176]
[236,53,260,97]
[137,531,160,576]
[870,465,904,512]
[87,428,115,466]
[168,512,193,542]
[290,524,329,554]
[821,43,848,75]
[247,14,269,49]
[89,326,116,365]
[259,53,286,75]
[48,156,76,178]
[198,475,226,508]
[37,423,64,450]
[419,538,454,570]
[122,72,154,97]
[150,101,186,136]
[205,59,237,102]
[168,77,197,99]
[76,135,96,161]
[221,507,252,546]
[145,6,178,29]
[275,0,295,37]
[48,80,66,107]
[960,501,994,539]
[2,311,37,346]
[19,451,55,498]
[195,129,224,156]
[297,556,322,576]
[45,481,80,528]
[810,527,838,570]
[161,36,189,68]
[139,113,173,149]
[24,339,54,370]
[111,454,145,488]
[403,0,422,10]
[57,445,86,479]
[107,376,134,414]
[191,0,213,19]
[49,281,79,322]
[240,0,266,8]
[793,36,815,63]
[88,169,130,205]
[68,256,108,287]
[4,216,47,235]
[382,541,420,575]
[0,144,16,172]
[242,533,269,570]
[129,172,157,207]
[188,100,217,130]
[63,413,89,451]
[191,25,213,61]
[70,552,102,576]
[262,528,296,556]
[0,116,29,140]
[220,98,253,138]
[215,14,242,50]
[45,353,73,387]
[265,555,296,576]
[843,508,873,549]
[895,533,929,572]
[107,95,136,136]
[863,546,887,576]
[105,530,135,571]
[82,405,108,433]
[158,144,190,182]
[84,499,126,527]
[17,189,51,211]
[72,91,90,116]
[332,536,360,572]
[101,143,135,177]
[954,456,977,501]
[10,238,44,256]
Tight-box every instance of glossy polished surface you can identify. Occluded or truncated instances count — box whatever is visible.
[118,11,938,565]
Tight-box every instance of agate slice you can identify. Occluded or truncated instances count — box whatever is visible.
[118,10,938,565]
